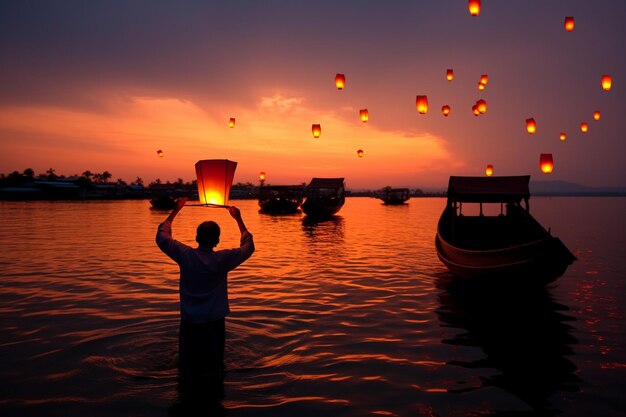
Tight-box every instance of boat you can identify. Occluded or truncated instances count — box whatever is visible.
[258,185,305,214]
[435,175,576,284]
[150,194,178,210]
[377,187,410,205]
[301,177,345,218]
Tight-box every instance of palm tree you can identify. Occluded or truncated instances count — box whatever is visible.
[81,170,93,182]
[23,168,35,179]
[101,171,112,183]
[133,177,144,187]
[46,168,57,179]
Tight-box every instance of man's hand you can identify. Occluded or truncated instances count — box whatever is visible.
[175,197,188,211]
[228,206,241,220]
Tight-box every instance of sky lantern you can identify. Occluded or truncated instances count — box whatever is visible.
[526,118,537,134]
[581,122,589,133]
[480,74,489,85]
[442,105,451,117]
[468,0,481,16]
[228,117,236,128]
[359,109,369,123]
[472,104,480,116]
[564,17,574,32]
[195,159,237,206]
[478,82,486,91]
[485,165,494,176]
[601,74,612,91]
[312,124,321,138]
[335,73,346,90]
[357,149,364,158]
[540,154,554,174]
[259,171,266,183]
[559,132,567,141]
[593,111,601,121]
[156,149,164,158]
[476,99,487,114]
[416,95,429,114]
[446,69,454,81]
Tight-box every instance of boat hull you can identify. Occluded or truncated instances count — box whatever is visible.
[259,198,301,214]
[301,197,344,218]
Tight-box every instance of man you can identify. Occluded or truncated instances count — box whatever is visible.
[156,197,255,380]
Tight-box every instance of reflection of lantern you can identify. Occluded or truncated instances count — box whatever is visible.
[259,171,266,182]
[416,95,428,114]
[157,149,164,158]
[476,99,487,114]
[478,82,486,90]
[540,154,554,174]
[229,117,236,128]
[360,109,369,123]
[468,0,481,16]
[335,73,346,90]
[357,149,364,158]
[581,122,588,133]
[195,159,238,206]
[485,165,493,176]
[446,69,454,81]
[442,105,451,117]
[480,74,489,85]
[601,74,612,91]
[559,132,567,141]
[312,124,321,138]
[526,118,537,134]
[564,17,574,32]
[593,111,601,121]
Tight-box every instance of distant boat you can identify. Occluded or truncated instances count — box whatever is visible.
[301,177,345,218]
[435,176,576,284]
[377,187,410,205]
[150,195,177,210]
[258,185,305,214]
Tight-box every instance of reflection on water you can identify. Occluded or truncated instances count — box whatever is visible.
[436,275,580,415]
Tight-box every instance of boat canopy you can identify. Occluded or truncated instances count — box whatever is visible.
[447,176,530,204]
[307,178,345,189]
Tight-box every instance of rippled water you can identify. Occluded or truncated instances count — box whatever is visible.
[0,197,624,416]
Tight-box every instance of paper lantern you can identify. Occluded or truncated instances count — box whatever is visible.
[156,149,164,158]
[357,149,364,158]
[468,0,481,16]
[539,154,554,174]
[476,99,487,114]
[564,17,574,32]
[416,95,428,114]
[259,171,266,182]
[312,124,321,138]
[593,111,601,121]
[480,74,489,85]
[580,122,588,133]
[228,118,236,128]
[526,118,537,134]
[601,74,612,91]
[485,165,493,176]
[441,105,451,117]
[478,82,486,91]
[195,159,237,206]
[472,105,480,116]
[446,69,454,81]
[559,132,567,141]
[360,109,369,123]
[335,73,346,90]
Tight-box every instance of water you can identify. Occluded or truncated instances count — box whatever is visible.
[0,197,624,416]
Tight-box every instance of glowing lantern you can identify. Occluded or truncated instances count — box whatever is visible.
[468,0,481,16]
[559,132,567,141]
[539,154,554,174]
[259,171,266,182]
[228,118,236,128]
[312,124,321,138]
[485,165,493,176]
[480,74,489,85]
[472,105,480,116]
[601,74,612,91]
[476,99,487,114]
[195,159,237,206]
[581,122,588,133]
[157,149,164,158]
[446,69,454,81]
[526,118,537,134]
[593,111,601,121]
[335,73,346,90]
[360,109,369,123]
[416,95,429,114]
[442,105,451,117]
[357,149,364,158]
[478,82,486,91]
[564,17,574,32]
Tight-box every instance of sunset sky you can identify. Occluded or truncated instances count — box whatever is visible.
[1,1,625,189]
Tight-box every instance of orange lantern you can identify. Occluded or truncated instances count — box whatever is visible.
[564,17,574,32]
[335,73,346,90]
[157,149,164,158]
[195,159,237,206]
[472,104,480,116]
[478,82,486,91]
[228,117,236,128]
[441,105,451,117]
[485,165,493,176]
[468,0,481,16]
[480,74,489,85]
[416,95,428,114]
[526,118,537,134]
[476,99,487,114]
[559,132,567,141]
[446,69,454,81]
[593,111,601,121]
[539,154,554,174]
[601,74,612,91]
[580,122,588,133]
[312,124,321,138]
[259,171,266,182]
[359,109,369,123]
[357,149,364,158]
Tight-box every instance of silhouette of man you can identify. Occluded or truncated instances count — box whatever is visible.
[156,198,255,383]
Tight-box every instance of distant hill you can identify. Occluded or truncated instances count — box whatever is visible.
[530,180,626,196]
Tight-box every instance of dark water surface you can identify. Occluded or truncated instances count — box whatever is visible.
[0,197,624,416]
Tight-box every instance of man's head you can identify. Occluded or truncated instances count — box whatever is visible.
[196,221,220,248]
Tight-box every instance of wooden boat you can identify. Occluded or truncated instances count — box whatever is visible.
[301,177,345,218]
[150,194,178,210]
[435,176,576,284]
[258,185,305,214]
[378,187,410,205]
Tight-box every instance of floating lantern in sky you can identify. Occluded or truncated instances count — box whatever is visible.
[228,117,236,128]
[156,149,164,158]
[593,111,601,121]
[564,17,574,32]
[476,99,487,114]
[446,69,454,81]
[442,105,451,117]
[468,0,481,16]
[559,132,567,141]
[526,118,537,134]
[485,165,494,176]
[357,149,364,158]
[416,95,429,114]
[581,122,589,133]
[195,159,237,206]
[312,124,321,138]
[472,104,480,116]
[540,154,554,174]
[478,82,486,91]
[359,109,369,123]
[480,74,489,85]
[259,171,266,182]
[335,73,346,90]
[601,74,612,91]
